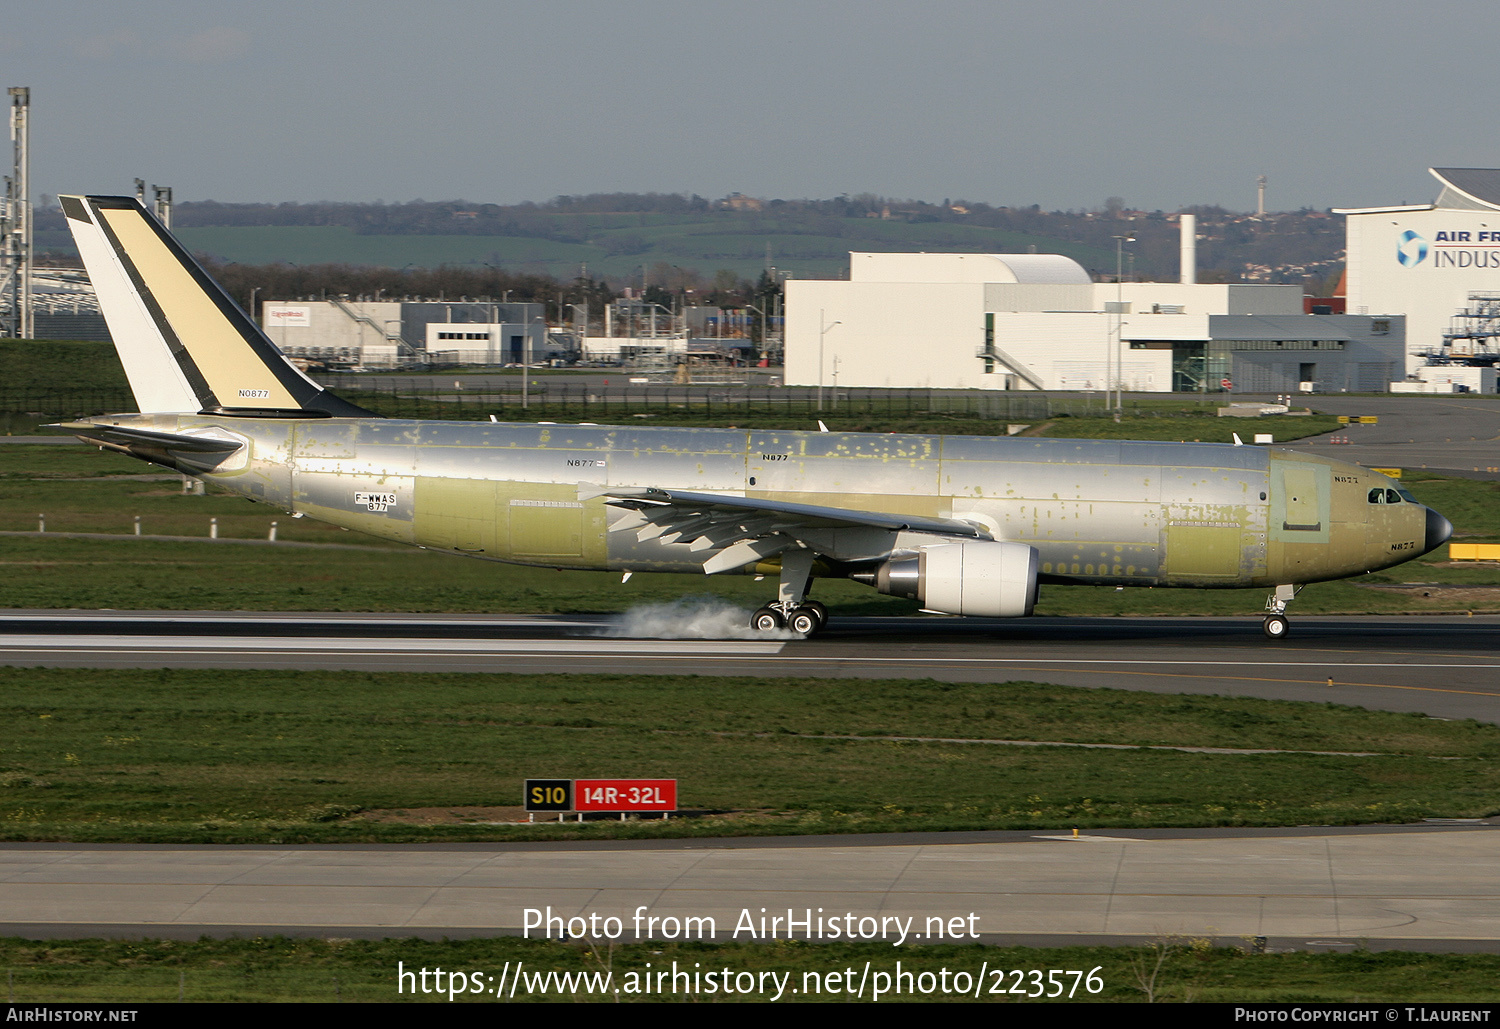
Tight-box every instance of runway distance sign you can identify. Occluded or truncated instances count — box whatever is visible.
[575,779,677,812]
[524,779,573,812]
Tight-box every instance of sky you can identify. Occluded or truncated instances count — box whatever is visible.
[4,0,1497,213]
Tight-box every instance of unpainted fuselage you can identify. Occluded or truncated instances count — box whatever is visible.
[91,412,1437,590]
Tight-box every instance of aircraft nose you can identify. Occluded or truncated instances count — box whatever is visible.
[1423,506,1454,555]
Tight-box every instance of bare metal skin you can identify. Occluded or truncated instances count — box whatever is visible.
[74,411,1445,587]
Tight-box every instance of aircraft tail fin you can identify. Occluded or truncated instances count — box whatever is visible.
[61,194,372,418]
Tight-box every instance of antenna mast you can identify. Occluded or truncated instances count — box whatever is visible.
[0,86,30,338]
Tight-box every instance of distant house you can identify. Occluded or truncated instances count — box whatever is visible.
[721,193,763,212]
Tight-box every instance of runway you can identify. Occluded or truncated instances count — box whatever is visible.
[4,610,1500,722]
[4,824,1498,949]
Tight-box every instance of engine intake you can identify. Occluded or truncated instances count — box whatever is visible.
[865,540,1039,617]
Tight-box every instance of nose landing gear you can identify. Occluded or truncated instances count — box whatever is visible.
[1263,584,1301,639]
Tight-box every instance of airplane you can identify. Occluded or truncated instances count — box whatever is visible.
[57,194,1453,640]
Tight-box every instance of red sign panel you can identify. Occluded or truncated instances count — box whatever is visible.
[574,779,677,812]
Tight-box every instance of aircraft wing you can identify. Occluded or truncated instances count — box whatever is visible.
[581,484,989,574]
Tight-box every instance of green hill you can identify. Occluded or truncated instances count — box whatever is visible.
[173,216,1113,281]
[33,193,1342,287]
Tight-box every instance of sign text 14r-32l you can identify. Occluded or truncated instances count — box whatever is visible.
[524,779,677,813]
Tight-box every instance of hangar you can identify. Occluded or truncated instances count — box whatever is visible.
[785,249,1402,393]
[1338,167,1500,377]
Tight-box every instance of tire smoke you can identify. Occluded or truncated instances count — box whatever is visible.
[599,596,796,639]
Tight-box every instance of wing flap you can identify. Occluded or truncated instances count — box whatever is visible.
[585,483,989,573]
[588,485,987,537]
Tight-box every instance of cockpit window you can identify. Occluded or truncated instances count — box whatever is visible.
[1370,487,1411,504]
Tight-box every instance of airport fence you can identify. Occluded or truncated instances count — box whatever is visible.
[311,377,1070,422]
[0,382,1222,426]
[0,388,138,419]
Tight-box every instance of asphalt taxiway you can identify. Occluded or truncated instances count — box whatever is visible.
[3,824,1497,948]
[1264,394,1500,479]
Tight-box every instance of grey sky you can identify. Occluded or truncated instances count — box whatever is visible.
[5,0,1493,212]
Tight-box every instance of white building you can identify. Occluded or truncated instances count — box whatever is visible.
[263,300,403,368]
[785,251,1402,393]
[262,300,548,368]
[425,320,547,366]
[580,335,687,363]
[1337,168,1500,374]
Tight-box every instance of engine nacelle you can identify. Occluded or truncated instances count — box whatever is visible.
[871,540,1039,617]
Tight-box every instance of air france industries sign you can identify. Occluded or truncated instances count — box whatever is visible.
[1398,229,1500,268]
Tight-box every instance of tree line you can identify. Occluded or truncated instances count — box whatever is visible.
[198,258,785,325]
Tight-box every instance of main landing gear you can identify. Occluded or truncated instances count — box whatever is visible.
[749,547,827,638]
[751,600,827,636]
[1262,584,1300,640]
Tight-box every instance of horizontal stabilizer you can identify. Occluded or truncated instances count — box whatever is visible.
[61,422,245,454]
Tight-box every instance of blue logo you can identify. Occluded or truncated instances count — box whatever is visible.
[1397,229,1428,267]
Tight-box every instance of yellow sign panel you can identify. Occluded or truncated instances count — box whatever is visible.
[1450,543,1500,561]
[1370,467,1402,479]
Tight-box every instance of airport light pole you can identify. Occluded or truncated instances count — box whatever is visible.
[817,309,840,411]
[745,302,768,365]
[1112,234,1135,421]
[525,316,544,410]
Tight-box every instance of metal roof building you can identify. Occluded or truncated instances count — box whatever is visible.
[786,251,1403,394]
[1336,167,1500,376]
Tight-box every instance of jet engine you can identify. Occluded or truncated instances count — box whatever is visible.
[861,540,1039,617]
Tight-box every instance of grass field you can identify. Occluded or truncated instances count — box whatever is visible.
[0,340,134,392]
[2,668,1496,844]
[2,935,1496,1003]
